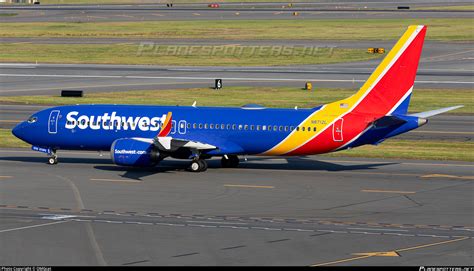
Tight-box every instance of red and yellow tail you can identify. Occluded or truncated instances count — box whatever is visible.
[350,25,426,116]
[262,25,427,156]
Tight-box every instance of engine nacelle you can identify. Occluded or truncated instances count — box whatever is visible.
[111,138,159,167]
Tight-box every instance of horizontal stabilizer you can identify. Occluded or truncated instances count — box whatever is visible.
[409,105,463,118]
[373,115,407,128]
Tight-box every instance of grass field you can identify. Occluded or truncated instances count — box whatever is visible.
[0,87,471,114]
[416,5,474,11]
[39,0,299,3]
[0,44,382,66]
[1,127,471,161]
[1,19,472,41]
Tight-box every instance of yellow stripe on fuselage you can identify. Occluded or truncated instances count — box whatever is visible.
[261,26,419,156]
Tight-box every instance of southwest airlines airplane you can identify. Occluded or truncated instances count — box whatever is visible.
[12,25,462,172]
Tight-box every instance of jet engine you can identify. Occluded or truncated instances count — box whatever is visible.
[111,138,160,167]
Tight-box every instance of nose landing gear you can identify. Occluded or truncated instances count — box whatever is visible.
[47,150,58,165]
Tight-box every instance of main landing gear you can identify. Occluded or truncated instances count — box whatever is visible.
[187,155,239,172]
[221,155,239,168]
[189,158,208,172]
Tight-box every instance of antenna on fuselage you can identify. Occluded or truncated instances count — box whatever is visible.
[192,101,197,107]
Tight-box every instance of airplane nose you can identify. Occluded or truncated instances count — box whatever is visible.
[12,122,25,140]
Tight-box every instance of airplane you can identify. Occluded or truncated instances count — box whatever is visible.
[12,25,462,172]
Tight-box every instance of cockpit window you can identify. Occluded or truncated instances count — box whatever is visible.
[27,116,38,123]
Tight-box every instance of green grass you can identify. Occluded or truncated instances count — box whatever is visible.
[39,0,300,3]
[1,19,472,41]
[324,139,474,162]
[0,129,29,148]
[0,87,470,114]
[0,44,382,66]
[415,5,474,11]
[0,13,17,17]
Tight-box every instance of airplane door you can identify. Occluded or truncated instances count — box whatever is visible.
[178,120,186,134]
[171,120,176,134]
[48,110,60,134]
[332,118,344,142]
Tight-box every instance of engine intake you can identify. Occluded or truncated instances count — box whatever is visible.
[111,138,159,167]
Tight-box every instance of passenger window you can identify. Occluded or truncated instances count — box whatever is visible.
[302,127,305,131]
[238,124,243,130]
[284,126,288,131]
[308,127,311,132]
[204,124,208,129]
[226,124,231,130]
[210,124,214,129]
[199,123,203,129]
[193,123,197,129]
[313,127,317,132]
[262,125,266,131]
[244,125,248,130]
[250,125,254,130]
[279,126,283,131]
[273,125,278,131]
[232,124,236,130]
[256,125,260,131]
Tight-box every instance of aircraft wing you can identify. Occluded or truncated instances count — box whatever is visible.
[143,111,217,152]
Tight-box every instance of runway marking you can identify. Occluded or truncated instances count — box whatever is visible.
[90,178,141,183]
[311,236,470,266]
[224,184,274,189]
[421,174,474,180]
[347,227,408,232]
[0,220,68,233]
[353,251,400,257]
[186,220,247,225]
[361,189,416,194]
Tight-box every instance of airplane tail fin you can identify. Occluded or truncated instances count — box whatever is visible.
[350,25,427,117]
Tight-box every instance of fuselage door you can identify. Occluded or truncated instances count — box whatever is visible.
[178,120,186,134]
[48,110,60,134]
[171,120,177,134]
[332,118,344,142]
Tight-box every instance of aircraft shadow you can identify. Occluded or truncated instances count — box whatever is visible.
[0,156,112,165]
[238,157,396,172]
[0,155,396,180]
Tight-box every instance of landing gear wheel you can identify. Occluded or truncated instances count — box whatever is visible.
[48,156,58,165]
[189,159,207,172]
[221,155,239,168]
[198,160,208,171]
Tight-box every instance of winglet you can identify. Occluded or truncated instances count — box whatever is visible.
[157,112,172,137]
[409,105,463,118]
